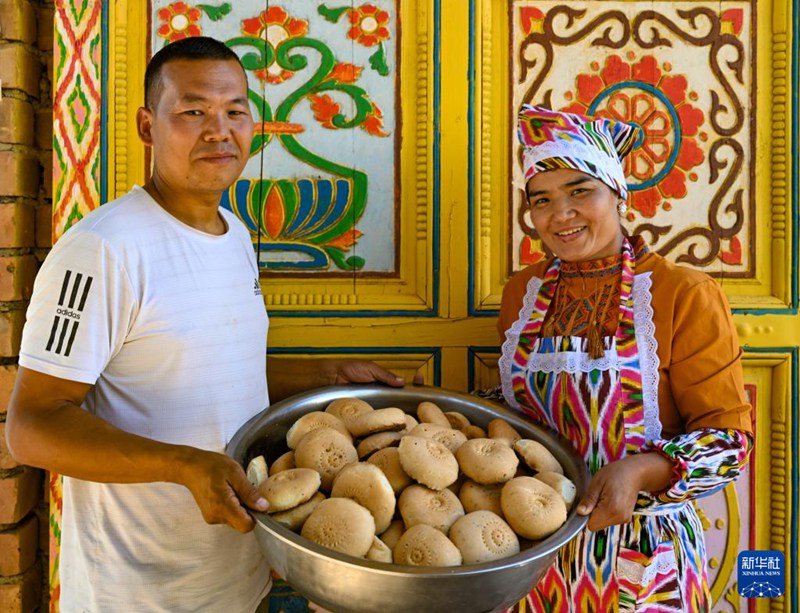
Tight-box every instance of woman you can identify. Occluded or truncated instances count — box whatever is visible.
[497,105,752,612]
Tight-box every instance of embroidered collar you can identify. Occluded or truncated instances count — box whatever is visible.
[559,235,648,278]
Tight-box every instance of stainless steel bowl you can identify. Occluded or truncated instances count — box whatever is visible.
[226,384,589,613]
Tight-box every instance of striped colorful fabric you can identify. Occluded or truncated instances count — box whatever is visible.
[511,261,560,425]
[615,246,645,454]
[639,428,752,508]
[517,105,641,199]
[511,240,639,470]
[499,237,751,612]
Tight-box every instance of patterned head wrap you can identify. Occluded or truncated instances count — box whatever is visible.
[517,105,641,200]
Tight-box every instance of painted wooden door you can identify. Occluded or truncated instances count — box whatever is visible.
[51,1,797,611]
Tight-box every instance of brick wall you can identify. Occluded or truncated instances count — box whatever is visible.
[0,1,55,611]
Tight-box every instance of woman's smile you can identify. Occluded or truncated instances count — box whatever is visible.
[526,169,624,262]
[554,226,587,240]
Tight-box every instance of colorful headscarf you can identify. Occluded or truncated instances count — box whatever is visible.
[517,105,641,200]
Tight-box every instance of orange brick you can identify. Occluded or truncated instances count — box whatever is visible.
[0,97,34,145]
[0,0,37,44]
[0,514,38,575]
[0,202,35,248]
[0,363,18,416]
[35,204,52,248]
[0,151,40,197]
[34,107,52,149]
[0,44,40,96]
[0,468,42,524]
[0,255,37,301]
[0,309,26,357]
[0,564,41,613]
[36,6,54,51]
[0,421,21,469]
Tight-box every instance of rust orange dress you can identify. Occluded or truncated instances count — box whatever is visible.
[496,235,751,612]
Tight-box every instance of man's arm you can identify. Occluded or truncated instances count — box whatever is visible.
[5,367,267,533]
[266,356,421,403]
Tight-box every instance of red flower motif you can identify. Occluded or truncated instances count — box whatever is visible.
[326,62,363,84]
[242,6,309,84]
[309,94,342,129]
[719,236,743,264]
[602,55,631,84]
[519,7,545,35]
[157,2,202,42]
[264,184,286,240]
[347,4,391,47]
[721,8,744,35]
[562,54,706,218]
[362,102,390,137]
[628,187,662,218]
[328,228,364,250]
[519,235,546,266]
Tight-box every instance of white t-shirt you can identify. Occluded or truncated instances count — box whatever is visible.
[19,186,271,613]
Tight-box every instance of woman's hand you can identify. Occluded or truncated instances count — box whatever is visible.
[576,452,674,531]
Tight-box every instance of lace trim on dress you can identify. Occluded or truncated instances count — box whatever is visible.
[632,272,662,442]
[617,547,678,586]
[500,270,662,439]
[527,338,620,372]
[499,275,543,410]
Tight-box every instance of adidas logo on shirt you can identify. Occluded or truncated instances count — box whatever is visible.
[46,270,93,357]
[253,279,262,296]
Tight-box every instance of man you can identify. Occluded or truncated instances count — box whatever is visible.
[6,37,411,612]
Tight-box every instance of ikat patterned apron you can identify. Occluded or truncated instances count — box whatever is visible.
[499,240,711,613]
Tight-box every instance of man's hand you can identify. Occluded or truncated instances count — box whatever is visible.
[177,448,268,533]
[324,358,424,387]
[576,452,674,531]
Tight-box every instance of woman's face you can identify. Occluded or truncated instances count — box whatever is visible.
[525,168,624,262]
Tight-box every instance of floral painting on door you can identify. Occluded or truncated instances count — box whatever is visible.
[511,2,754,278]
[154,1,400,273]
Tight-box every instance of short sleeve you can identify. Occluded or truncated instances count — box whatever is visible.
[668,279,752,433]
[19,229,136,384]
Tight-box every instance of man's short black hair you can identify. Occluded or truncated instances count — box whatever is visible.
[144,36,246,108]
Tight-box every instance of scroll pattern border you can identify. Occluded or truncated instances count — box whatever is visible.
[514,4,754,276]
[471,0,797,314]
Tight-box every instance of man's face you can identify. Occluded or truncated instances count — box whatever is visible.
[137,58,254,198]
